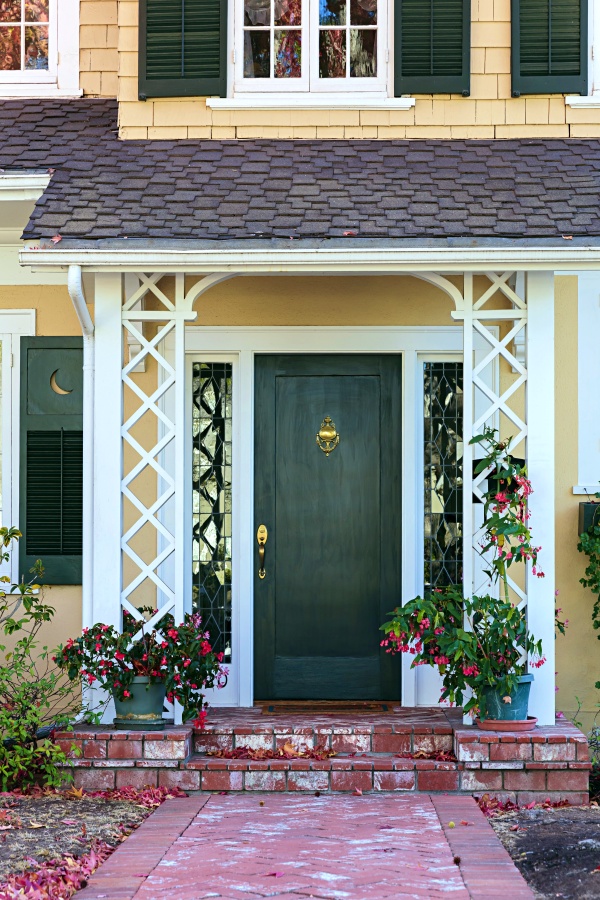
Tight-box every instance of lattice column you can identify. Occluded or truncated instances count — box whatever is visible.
[120,273,196,723]
[453,271,555,725]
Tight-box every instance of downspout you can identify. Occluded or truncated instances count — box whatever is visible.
[67,265,94,631]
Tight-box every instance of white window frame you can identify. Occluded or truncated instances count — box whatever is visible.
[565,0,600,106]
[0,310,36,584]
[233,0,388,95]
[573,272,600,495]
[0,0,80,98]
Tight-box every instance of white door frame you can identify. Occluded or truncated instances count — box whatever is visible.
[164,325,494,708]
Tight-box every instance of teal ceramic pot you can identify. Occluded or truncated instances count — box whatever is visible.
[112,676,166,731]
[480,674,534,722]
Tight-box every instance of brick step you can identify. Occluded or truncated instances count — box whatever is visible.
[194,725,453,756]
[55,712,591,804]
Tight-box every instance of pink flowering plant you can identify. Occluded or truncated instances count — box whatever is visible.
[381,428,546,718]
[56,609,228,724]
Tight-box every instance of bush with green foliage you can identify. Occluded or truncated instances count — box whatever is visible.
[0,527,80,789]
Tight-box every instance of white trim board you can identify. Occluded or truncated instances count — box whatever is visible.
[575,273,600,494]
[0,310,36,584]
[161,326,495,708]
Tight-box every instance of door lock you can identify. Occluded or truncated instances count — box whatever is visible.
[257,524,268,579]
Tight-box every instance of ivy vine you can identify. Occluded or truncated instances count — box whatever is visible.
[577,493,600,689]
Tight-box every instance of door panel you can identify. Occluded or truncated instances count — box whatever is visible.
[254,354,401,700]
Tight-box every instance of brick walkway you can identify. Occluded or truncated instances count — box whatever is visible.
[78,794,534,900]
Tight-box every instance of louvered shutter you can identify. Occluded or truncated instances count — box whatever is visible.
[511,0,588,95]
[20,338,83,585]
[139,0,228,99]
[395,0,470,96]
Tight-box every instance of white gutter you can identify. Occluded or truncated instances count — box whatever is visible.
[19,244,600,273]
[67,265,94,631]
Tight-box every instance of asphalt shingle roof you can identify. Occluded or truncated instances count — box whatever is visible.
[2,98,600,242]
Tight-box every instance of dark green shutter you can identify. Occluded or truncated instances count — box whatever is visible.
[20,338,83,585]
[395,0,470,96]
[139,0,228,99]
[511,0,588,95]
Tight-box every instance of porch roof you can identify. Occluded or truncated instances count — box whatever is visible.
[2,99,600,246]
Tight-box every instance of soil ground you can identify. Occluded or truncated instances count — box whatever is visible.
[0,793,148,882]
[492,805,600,899]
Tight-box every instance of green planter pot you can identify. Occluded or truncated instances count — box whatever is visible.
[112,676,166,731]
[480,674,533,723]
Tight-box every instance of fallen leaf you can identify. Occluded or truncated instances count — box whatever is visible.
[353,788,363,796]
[29,822,46,829]
[562,235,573,240]
[61,819,78,826]
[453,856,461,866]
[66,786,84,799]
[343,230,357,237]
[265,872,283,877]
[259,800,265,807]
[47,167,55,175]
[510,825,520,832]
[459,820,473,827]
[0,825,13,831]
[50,234,62,244]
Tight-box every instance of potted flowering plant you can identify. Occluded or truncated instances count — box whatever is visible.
[381,427,546,728]
[56,609,228,730]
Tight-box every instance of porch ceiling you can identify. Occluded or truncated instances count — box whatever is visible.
[2,99,600,249]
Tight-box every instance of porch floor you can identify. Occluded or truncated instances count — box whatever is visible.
[59,706,591,804]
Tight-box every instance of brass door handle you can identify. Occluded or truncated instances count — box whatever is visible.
[257,525,268,579]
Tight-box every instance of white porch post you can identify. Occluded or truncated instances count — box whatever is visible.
[525,271,556,726]
[92,272,123,630]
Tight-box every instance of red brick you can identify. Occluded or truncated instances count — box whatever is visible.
[504,770,546,792]
[489,743,532,762]
[372,734,410,753]
[116,768,158,789]
[330,771,373,793]
[456,742,489,762]
[158,769,200,791]
[418,771,460,792]
[108,740,142,759]
[288,771,330,792]
[83,741,107,759]
[244,772,286,791]
[202,770,243,791]
[413,735,453,755]
[74,769,115,791]
[373,772,415,791]
[144,739,188,761]
[576,741,590,761]
[234,734,273,751]
[533,743,576,762]
[194,734,233,753]
[57,740,83,759]
[275,735,314,753]
[460,770,502,792]
[331,734,371,753]
[547,770,589,792]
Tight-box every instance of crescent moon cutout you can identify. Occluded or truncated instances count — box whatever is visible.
[50,369,73,395]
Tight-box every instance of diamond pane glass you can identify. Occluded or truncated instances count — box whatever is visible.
[424,362,463,591]
[192,363,233,663]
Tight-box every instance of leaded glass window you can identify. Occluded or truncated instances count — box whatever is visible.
[424,362,463,591]
[0,0,49,72]
[192,363,232,662]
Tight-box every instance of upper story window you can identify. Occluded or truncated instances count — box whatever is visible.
[138,0,470,100]
[0,0,54,81]
[238,0,384,91]
[0,0,79,97]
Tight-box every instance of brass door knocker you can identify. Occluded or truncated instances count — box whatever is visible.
[316,416,340,456]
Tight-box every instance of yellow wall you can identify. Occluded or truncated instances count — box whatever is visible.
[80,0,118,97]
[104,0,600,139]
[555,276,598,731]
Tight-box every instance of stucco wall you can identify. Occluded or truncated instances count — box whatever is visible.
[108,0,600,139]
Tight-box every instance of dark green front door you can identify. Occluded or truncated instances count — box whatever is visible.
[254,354,402,700]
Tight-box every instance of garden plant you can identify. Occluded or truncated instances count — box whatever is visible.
[381,427,546,718]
